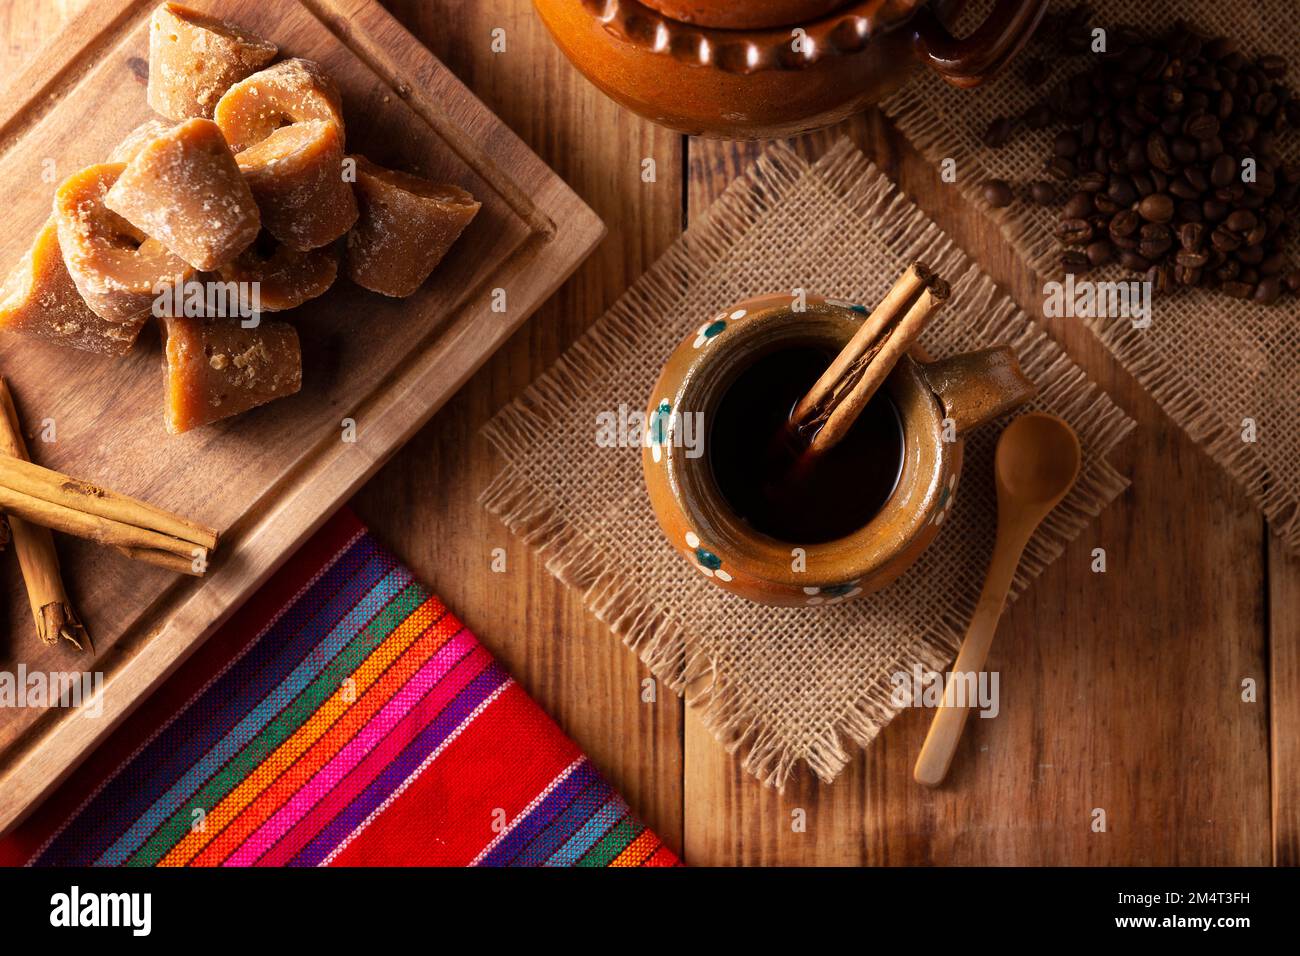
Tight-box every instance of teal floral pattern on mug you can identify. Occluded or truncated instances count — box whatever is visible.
[685,531,732,582]
[648,397,673,463]
[802,580,862,606]
[692,307,749,348]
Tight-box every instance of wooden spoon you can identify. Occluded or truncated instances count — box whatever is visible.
[913,412,1081,787]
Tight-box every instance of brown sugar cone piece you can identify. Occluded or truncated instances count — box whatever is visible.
[236,121,358,251]
[215,59,345,154]
[105,118,261,272]
[147,2,277,121]
[0,217,149,355]
[108,119,176,164]
[345,156,481,298]
[54,163,193,324]
[218,232,338,311]
[161,314,302,434]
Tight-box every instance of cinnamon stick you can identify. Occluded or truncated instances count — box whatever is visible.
[0,378,90,651]
[0,381,216,579]
[0,483,211,573]
[809,276,950,455]
[0,456,218,551]
[792,261,933,426]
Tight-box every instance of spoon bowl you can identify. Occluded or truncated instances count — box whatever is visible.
[995,412,1082,509]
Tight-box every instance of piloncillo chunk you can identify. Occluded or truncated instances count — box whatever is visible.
[162,314,302,433]
[236,120,357,251]
[54,162,193,324]
[147,2,277,121]
[214,58,345,154]
[105,118,261,272]
[345,156,480,297]
[0,217,150,355]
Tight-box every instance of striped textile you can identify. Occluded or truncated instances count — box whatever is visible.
[0,511,679,868]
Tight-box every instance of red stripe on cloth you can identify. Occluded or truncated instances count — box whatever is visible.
[0,510,364,866]
[330,682,583,867]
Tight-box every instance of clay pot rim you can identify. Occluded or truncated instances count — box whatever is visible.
[579,0,927,74]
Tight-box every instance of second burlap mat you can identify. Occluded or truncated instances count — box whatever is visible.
[884,0,1300,550]
[481,140,1133,787]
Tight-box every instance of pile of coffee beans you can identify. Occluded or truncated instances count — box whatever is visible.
[983,10,1300,304]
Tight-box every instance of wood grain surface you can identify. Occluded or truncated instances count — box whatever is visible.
[4,0,1295,865]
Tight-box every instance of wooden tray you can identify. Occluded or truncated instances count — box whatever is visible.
[0,0,603,834]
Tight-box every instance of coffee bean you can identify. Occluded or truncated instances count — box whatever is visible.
[1046,156,1077,179]
[1064,191,1093,218]
[984,117,1015,147]
[1176,248,1211,268]
[1179,221,1206,250]
[1110,209,1141,237]
[1055,218,1095,244]
[1185,112,1220,140]
[1184,167,1210,192]
[1283,270,1300,292]
[1108,174,1138,206]
[1260,54,1288,79]
[1211,224,1242,251]
[1254,276,1282,303]
[1029,180,1057,204]
[1054,130,1081,158]
[1221,279,1254,298]
[1225,209,1257,232]
[1120,251,1151,272]
[1060,250,1091,274]
[1138,193,1175,222]
[983,179,1014,208]
[1211,153,1237,187]
[1086,240,1114,266]
[1203,198,1230,221]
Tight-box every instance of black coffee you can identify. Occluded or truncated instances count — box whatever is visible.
[708,345,905,544]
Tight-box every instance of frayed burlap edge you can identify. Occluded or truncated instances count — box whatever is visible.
[481,140,1133,788]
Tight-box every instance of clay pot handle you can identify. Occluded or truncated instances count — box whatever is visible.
[912,0,1048,88]
[921,346,1037,435]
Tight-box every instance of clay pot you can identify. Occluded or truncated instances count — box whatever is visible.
[533,0,1047,138]
[642,294,1037,606]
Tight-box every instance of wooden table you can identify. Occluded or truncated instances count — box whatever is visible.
[5,0,1295,866]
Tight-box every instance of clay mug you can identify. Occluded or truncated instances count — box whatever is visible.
[642,294,1037,606]
[533,0,1048,138]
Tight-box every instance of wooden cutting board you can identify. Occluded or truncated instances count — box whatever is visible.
[0,0,603,834]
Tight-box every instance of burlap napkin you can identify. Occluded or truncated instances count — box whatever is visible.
[481,140,1133,787]
[884,0,1300,550]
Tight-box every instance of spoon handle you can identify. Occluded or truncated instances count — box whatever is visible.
[913,521,1030,787]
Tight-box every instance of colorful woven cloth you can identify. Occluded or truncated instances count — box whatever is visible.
[0,511,679,867]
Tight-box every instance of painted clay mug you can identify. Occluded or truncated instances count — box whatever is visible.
[642,294,1037,606]
[532,0,1048,138]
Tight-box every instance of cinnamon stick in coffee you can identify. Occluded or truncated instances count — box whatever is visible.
[792,261,932,427]
[0,378,90,650]
[791,262,950,456]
